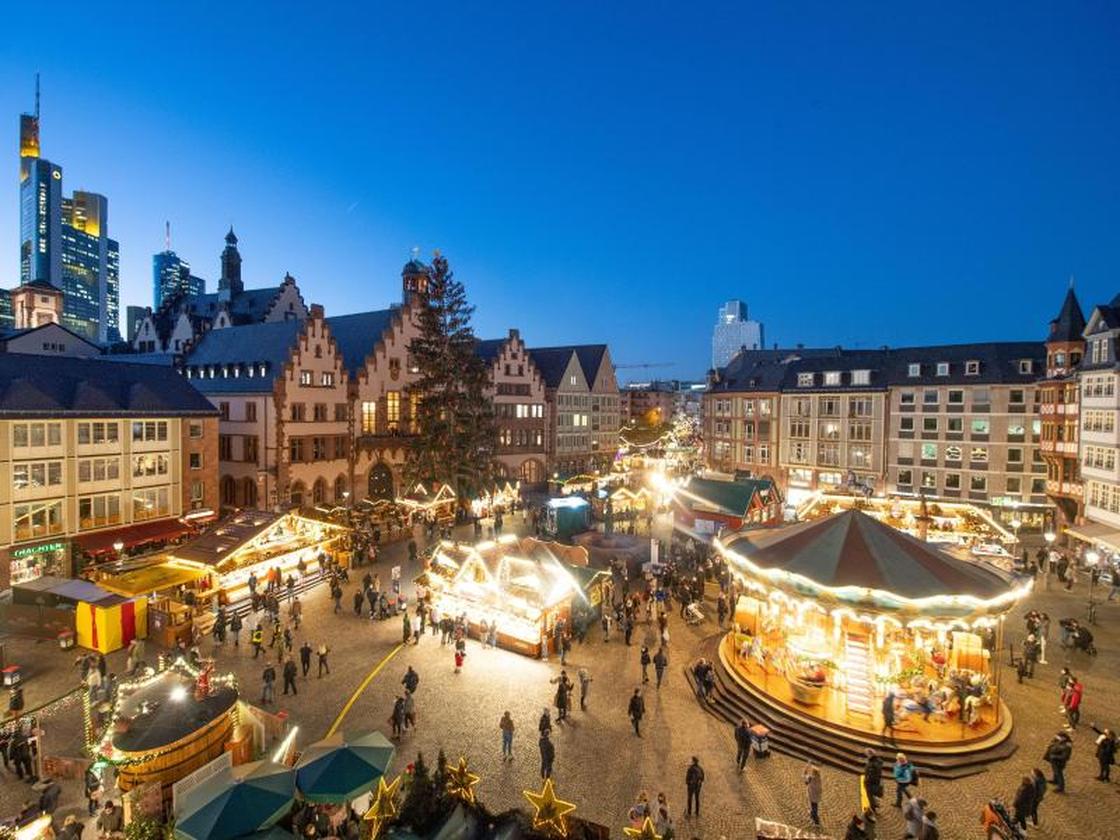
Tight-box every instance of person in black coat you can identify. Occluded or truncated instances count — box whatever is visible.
[862,748,884,811]
[1043,732,1072,792]
[1092,725,1117,781]
[538,732,555,779]
[685,757,705,817]
[628,688,645,737]
[402,666,420,694]
[1012,775,1035,830]
[282,658,298,695]
[734,718,752,772]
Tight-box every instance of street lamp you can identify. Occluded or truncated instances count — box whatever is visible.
[112,540,125,569]
[1086,550,1101,624]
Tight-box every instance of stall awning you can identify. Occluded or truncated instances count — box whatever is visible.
[1064,521,1120,553]
[98,563,210,598]
[75,518,192,555]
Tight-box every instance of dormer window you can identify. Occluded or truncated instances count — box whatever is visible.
[247,365,255,378]
[965,360,980,375]
[823,371,841,386]
[1018,359,1033,374]
[936,362,949,376]
[908,363,921,377]
[797,372,814,387]
[851,369,870,386]
[259,364,268,377]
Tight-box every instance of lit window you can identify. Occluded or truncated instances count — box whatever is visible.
[851,369,870,385]
[797,372,814,387]
[971,419,989,435]
[823,371,840,386]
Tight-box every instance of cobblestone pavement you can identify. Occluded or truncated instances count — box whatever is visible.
[5,521,1120,839]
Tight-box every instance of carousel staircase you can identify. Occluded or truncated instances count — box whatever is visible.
[686,635,1017,780]
[843,634,873,717]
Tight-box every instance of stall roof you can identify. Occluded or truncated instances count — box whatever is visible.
[98,564,210,598]
[13,575,123,605]
[682,476,778,516]
[171,510,285,566]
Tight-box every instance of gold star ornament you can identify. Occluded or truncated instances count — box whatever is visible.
[623,816,663,840]
[445,756,481,804]
[362,774,402,839]
[523,778,577,838]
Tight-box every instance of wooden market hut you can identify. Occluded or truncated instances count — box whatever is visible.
[673,475,783,537]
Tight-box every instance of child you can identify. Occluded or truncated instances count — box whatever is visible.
[454,648,464,674]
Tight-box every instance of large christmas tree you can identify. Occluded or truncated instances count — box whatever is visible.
[405,252,497,501]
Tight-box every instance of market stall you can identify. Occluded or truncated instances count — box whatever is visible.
[397,482,457,525]
[542,497,592,541]
[714,510,1030,747]
[591,485,654,520]
[9,576,147,653]
[95,659,240,795]
[423,535,608,657]
[471,481,521,519]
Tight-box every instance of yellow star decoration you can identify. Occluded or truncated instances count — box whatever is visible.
[445,756,481,804]
[622,816,663,840]
[362,774,402,839]
[523,778,577,838]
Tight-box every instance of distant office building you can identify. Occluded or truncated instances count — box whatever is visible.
[712,300,764,370]
[0,290,13,331]
[125,305,147,343]
[153,249,204,310]
[17,84,120,343]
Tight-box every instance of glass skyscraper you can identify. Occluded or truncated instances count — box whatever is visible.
[153,249,204,310]
[17,95,120,343]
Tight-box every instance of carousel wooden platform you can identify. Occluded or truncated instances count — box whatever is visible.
[687,634,1017,779]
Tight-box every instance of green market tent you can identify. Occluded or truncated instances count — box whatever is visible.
[295,730,395,803]
[174,760,295,840]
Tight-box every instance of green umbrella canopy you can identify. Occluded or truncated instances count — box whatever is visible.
[295,730,395,804]
[174,760,295,840]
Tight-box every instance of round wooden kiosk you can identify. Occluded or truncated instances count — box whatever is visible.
[107,670,238,792]
[713,510,1031,751]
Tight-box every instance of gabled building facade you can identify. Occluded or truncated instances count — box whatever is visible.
[183,306,349,511]
[476,329,547,484]
[1038,287,1086,528]
[1078,295,1120,532]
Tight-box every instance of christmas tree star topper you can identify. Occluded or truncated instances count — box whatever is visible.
[523,778,577,838]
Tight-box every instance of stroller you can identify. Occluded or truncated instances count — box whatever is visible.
[982,799,1025,840]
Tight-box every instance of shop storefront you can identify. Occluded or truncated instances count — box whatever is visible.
[4,539,71,591]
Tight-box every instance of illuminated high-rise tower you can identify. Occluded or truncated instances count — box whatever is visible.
[16,77,120,343]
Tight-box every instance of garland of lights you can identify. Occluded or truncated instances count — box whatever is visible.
[0,685,86,736]
[88,657,239,767]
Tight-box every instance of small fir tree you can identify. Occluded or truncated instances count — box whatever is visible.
[405,253,497,500]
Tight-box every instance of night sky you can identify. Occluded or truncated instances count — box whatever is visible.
[2,3,1119,378]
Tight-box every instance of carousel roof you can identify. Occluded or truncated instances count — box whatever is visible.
[722,509,1010,601]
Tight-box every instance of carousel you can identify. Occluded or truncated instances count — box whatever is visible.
[714,510,1031,747]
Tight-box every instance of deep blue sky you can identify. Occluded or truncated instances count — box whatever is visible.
[3,3,1119,378]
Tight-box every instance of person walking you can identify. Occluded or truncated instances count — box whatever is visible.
[389,696,405,739]
[1044,731,1073,793]
[1062,676,1084,729]
[653,647,668,689]
[628,688,645,737]
[1092,725,1117,781]
[685,756,705,818]
[261,662,276,705]
[454,646,464,674]
[919,810,939,840]
[862,748,884,812]
[402,666,420,695]
[881,691,897,743]
[901,793,924,839]
[317,643,330,677]
[353,589,364,617]
[500,711,515,760]
[577,667,592,711]
[282,657,298,695]
[229,611,243,647]
[1030,767,1047,826]
[734,718,752,772]
[551,671,572,722]
[299,640,312,678]
[251,624,264,658]
[892,752,915,807]
[803,761,823,826]
[402,690,416,730]
[639,645,651,684]
[1012,774,1035,831]
[539,731,555,779]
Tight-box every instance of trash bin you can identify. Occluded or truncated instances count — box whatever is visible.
[58,630,76,650]
[749,723,770,758]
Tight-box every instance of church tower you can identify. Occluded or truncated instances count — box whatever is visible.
[218,227,243,299]
[401,248,430,306]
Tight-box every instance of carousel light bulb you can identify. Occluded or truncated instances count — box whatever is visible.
[1044,531,1056,544]
[169,685,188,702]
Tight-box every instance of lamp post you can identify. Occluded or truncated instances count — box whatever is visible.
[112,540,125,569]
[1043,530,1056,592]
[1086,550,1100,625]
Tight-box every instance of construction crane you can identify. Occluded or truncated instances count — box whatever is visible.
[614,362,676,370]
